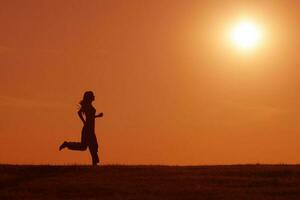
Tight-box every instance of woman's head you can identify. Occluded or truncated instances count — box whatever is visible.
[80,91,95,107]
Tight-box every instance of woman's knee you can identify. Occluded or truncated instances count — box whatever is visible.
[81,145,88,150]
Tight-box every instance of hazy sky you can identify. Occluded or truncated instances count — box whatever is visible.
[1,0,300,165]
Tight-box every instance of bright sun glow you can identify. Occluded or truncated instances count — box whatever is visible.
[231,20,262,50]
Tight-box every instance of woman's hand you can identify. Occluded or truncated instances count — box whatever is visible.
[95,112,103,118]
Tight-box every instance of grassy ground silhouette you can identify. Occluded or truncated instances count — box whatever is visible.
[1,164,300,199]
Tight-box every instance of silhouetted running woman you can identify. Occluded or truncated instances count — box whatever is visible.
[59,91,103,165]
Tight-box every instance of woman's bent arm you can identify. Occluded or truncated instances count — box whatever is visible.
[95,112,103,118]
[78,110,86,124]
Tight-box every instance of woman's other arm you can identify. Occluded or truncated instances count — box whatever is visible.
[78,110,86,124]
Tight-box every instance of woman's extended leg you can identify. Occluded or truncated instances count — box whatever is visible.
[60,127,88,151]
[59,141,87,151]
[66,142,88,150]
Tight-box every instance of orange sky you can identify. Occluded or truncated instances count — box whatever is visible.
[1,0,300,165]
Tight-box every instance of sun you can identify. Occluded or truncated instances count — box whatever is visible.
[230,20,262,50]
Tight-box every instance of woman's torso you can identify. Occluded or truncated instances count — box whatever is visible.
[83,105,96,130]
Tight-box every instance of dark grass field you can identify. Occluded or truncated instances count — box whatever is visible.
[1,164,300,199]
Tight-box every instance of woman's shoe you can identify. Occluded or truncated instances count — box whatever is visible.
[59,141,67,151]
